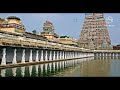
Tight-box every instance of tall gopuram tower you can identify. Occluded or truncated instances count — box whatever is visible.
[78,13,111,50]
[0,16,25,34]
[41,20,59,41]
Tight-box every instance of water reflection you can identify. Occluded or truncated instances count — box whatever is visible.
[12,68,17,77]
[1,56,120,77]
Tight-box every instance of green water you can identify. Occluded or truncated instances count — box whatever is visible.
[0,56,120,77]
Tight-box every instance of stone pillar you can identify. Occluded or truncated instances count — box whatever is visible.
[1,48,6,65]
[35,50,39,62]
[56,51,59,60]
[63,51,64,59]
[64,51,66,59]
[21,49,25,63]
[29,49,32,62]
[41,50,43,61]
[45,50,48,61]
[59,51,62,60]
[12,48,17,64]
[49,50,52,61]
[53,51,56,60]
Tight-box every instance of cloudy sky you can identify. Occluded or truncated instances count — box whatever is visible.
[0,13,120,45]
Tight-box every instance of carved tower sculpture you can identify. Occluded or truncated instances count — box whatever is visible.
[78,13,111,50]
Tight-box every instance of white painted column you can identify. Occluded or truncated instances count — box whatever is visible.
[21,67,25,77]
[40,50,43,61]
[1,48,6,65]
[113,53,114,57]
[68,51,70,59]
[12,68,17,77]
[35,50,39,62]
[29,49,32,62]
[12,48,17,64]
[109,53,111,57]
[59,51,62,60]
[64,51,66,59]
[53,51,56,60]
[56,51,59,60]
[61,51,62,60]
[70,52,72,58]
[21,49,25,63]
[45,50,48,61]
[66,51,69,59]
[49,51,52,61]
[62,51,65,59]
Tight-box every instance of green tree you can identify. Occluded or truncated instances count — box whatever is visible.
[32,30,37,34]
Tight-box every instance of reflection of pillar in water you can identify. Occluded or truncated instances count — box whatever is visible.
[21,67,25,77]
[12,48,17,64]
[1,69,6,77]
[1,48,6,65]
[72,60,74,67]
[60,61,61,69]
[49,63,52,72]
[36,50,39,62]
[40,64,43,73]
[56,62,59,71]
[45,64,48,73]
[29,65,32,76]
[21,49,25,63]
[35,65,39,76]
[53,62,55,71]
[12,68,17,77]
[29,49,32,62]
[62,61,64,69]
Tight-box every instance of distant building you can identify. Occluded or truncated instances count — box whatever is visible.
[40,20,59,42]
[0,16,25,34]
[59,36,78,46]
[113,44,120,50]
[78,13,111,50]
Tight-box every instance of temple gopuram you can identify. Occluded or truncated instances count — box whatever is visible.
[78,13,111,50]
[40,20,59,42]
[0,16,25,34]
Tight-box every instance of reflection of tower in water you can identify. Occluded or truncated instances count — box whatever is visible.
[79,58,111,77]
